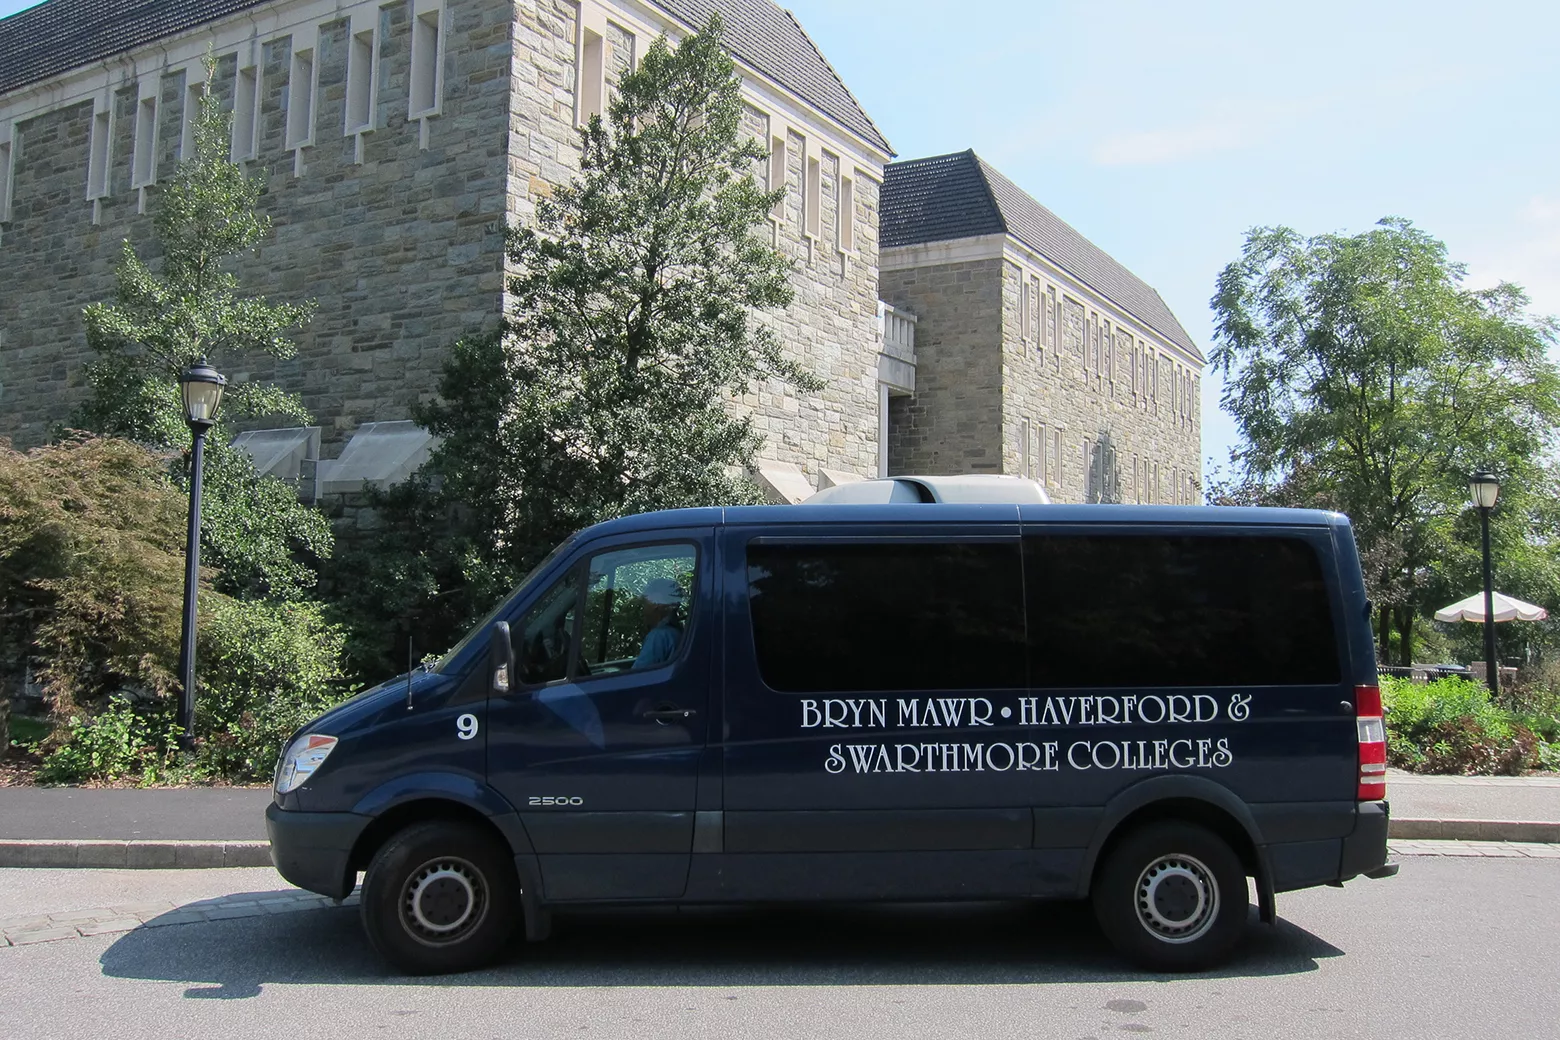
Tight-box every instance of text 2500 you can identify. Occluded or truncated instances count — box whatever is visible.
[528,795,584,806]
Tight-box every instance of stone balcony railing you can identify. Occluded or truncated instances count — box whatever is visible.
[877,300,916,394]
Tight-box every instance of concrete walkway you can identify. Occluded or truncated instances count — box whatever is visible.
[1387,770,1560,823]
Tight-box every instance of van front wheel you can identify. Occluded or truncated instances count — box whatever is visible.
[1092,821,1247,972]
[361,821,519,975]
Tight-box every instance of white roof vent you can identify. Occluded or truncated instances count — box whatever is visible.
[802,474,1051,505]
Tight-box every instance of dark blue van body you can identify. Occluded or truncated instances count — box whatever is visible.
[267,503,1394,973]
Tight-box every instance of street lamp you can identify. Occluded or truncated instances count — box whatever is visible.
[177,359,226,750]
[1468,470,1501,699]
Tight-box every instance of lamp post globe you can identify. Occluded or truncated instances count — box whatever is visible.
[1468,470,1501,698]
[176,359,227,751]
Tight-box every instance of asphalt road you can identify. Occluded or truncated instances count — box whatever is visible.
[2,856,1558,1039]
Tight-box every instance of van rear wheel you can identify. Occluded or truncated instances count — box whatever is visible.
[1092,821,1246,972]
[361,821,519,975]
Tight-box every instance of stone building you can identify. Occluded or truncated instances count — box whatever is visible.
[0,4,1200,505]
[0,0,894,497]
[879,149,1203,504]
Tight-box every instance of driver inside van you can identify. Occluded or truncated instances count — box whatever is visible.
[633,578,684,670]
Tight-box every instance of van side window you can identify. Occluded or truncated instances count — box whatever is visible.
[578,544,697,675]
[746,541,1025,693]
[1024,535,1339,688]
[515,566,583,685]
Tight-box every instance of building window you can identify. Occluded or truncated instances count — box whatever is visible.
[1020,418,1031,479]
[1036,422,1049,484]
[232,64,258,160]
[0,137,12,222]
[410,9,442,117]
[804,152,821,239]
[131,95,158,187]
[838,171,854,252]
[180,79,202,161]
[87,107,111,199]
[768,134,787,220]
[1048,428,1061,491]
[287,48,315,148]
[577,26,605,125]
[1019,275,1031,342]
[346,28,376,133]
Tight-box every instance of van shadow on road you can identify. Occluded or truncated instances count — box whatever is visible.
[98,894,1343,998]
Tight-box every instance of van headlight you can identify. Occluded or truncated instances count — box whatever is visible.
[275,734,338,794]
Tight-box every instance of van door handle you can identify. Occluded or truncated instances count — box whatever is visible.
[643,706,697,722]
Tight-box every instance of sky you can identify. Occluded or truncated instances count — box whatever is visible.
[3,0,1557,479]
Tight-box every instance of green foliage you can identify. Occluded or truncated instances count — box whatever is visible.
[193,597,350,781]
[331,16,810,680]
[1381,675,1541,775]
[1,436,349,784]
[40,696,189,785]
[1208,219,1560,664]
[73,53,329,602]
[0,437,188,716]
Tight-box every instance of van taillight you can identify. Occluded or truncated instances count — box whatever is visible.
[1356,684,1387,801]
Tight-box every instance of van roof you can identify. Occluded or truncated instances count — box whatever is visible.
[582,503,1348,539]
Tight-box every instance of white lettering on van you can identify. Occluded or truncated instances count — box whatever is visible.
[802,698,888,729]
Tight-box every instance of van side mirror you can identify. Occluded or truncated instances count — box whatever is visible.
[489,622,517,695]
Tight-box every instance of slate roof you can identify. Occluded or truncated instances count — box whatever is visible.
[882,150,1199,360]
[653,0,890,154]
[0,0,271,97]
[0,0,891,155]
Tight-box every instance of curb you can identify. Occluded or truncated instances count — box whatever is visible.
[0,822,1555,869]
[0,840,271,869]
[1389,819,1560,843]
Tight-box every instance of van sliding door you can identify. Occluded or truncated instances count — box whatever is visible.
[708,523,1044,901]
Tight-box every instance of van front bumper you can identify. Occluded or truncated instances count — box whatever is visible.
[265,802,371,900]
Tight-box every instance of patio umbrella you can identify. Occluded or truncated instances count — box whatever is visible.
[1433,591,1550,623]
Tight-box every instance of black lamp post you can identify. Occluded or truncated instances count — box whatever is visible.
[1468,470,1501,699]
[176,359,226,750]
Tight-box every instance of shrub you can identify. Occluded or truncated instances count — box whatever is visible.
[2,436,351,785]
[1381,675,1540,775]
[40,696,188,785]
[194,597,350,782]
[0,436,187,717]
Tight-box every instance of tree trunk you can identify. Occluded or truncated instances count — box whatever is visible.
[1395,605,1414,667]
[1378,604,1392,663]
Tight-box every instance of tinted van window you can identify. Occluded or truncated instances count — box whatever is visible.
[1024,535,1339,688]
[747,540,1025,693]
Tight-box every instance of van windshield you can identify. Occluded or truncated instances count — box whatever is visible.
[431,533,578,674]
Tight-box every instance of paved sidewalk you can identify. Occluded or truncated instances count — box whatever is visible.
[1387,770,1560,823]
[0,787,273,840]
[0,886,357,947]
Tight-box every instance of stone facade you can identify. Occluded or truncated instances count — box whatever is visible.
[882,239,1202,504]
[0,0,890,489]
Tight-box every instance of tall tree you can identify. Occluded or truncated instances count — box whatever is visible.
[76,55,330,600]
[334,15,819,677]
[1209,217,1560,664]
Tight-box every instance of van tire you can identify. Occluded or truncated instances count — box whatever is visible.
[1092,821,1247,972]
[360,821,519,975]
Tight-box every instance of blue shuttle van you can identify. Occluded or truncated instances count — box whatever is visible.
[267,479,1397,974]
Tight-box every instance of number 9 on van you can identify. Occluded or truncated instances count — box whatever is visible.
[275,734,338,794]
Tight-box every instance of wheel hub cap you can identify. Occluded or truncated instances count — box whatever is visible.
[1135,854,1219,944]
[401,858,486,945]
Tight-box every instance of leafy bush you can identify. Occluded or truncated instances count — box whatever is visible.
[0,436,188,716]
[1382,675,1541,775]
[40,696,189,785]
[194,597,349,781]
[2,436,350,785]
